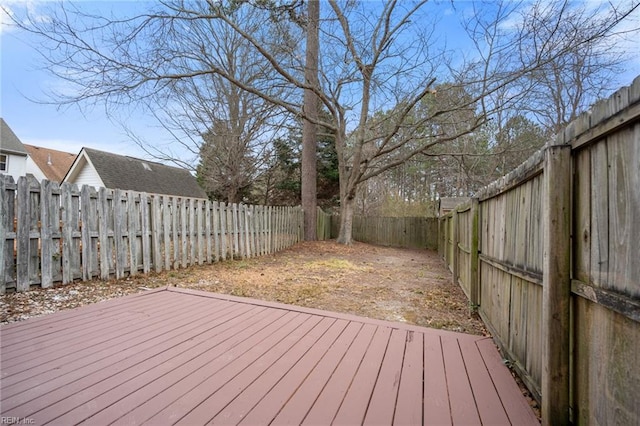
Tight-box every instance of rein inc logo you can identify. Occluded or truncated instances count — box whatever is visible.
[1,418,35,425]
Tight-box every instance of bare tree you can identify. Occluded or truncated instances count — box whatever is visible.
[301,0,320,240]
[7,0,638,243]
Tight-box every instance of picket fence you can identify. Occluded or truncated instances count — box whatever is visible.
[0,175,303,293]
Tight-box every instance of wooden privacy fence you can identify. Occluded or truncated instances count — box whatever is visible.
[440,76,640,425]
[330,215,438,249]
[0,176,303,293]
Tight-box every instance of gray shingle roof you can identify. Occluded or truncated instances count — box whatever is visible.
[1,119,28,155]
[83,148,207,199]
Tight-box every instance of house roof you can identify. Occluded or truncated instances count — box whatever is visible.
[68,147,207,199]
[438,197,471,215]
[0,118,28,156]
[24,144,77,182]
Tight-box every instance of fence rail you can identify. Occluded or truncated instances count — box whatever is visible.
[0,176,303,293]
[440,76,640,425]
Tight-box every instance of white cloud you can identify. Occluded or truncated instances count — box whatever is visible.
[0,1,18,34]
[0,0,50,34]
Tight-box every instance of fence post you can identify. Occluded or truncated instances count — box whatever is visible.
[40,180,53,288]
[541,141,572,425]
[16,176,30,291]
[0,176,12,294]
[470,198,480,309]
[452,209,459,287]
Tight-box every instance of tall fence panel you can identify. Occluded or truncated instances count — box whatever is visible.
[570,85,640,425]
[350,216,438,249]
[439,76,640,424]
[478,153,545,401]
[0,178,303,293]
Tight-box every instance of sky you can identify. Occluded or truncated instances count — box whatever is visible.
[1,0,639,165]
[1,1,167,160]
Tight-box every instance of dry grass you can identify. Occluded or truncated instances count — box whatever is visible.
[1,241,486,336]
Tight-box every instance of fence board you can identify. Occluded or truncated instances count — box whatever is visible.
[152,195,162,272]
[213,201,221,261]
[16,177,31,291]
[40,180,53,288]
[80,185,96,281]
[127,191,138,276]
[197,199,204,265]
[591,141,609,288]
[220,203,227,260]
[574,150,591,284]
[188,198,196,266]
[205,200,212,264]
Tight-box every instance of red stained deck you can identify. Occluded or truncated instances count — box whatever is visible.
[0,287,539,425]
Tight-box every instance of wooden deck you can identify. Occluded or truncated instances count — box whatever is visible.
[0,287,539,425]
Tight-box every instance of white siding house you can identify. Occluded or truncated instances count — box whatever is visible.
[25,156,47,181]
[64,149,105,188]
[0,119,28,182]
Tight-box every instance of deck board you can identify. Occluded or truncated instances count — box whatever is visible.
[0,287,539,425]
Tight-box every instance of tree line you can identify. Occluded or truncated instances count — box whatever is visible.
[7,0,639,242]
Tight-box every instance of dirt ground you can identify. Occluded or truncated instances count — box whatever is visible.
[1,241,486,335]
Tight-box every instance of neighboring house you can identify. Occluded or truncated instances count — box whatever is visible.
[63,147,207,198]
[24,144,77,182]
[0,118,28,181]
[438,197,471,216]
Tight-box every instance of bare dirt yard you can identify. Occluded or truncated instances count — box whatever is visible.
[1,241,486,335]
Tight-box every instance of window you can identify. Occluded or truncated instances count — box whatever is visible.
[0,154,7,172]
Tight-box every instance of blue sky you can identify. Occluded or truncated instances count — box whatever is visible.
[1,1,639,164]
[1,1,168,160]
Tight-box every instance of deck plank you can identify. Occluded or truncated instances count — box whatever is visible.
[424,334,452,425]
[394,330,424,425]
[441,334,482,425]
[476,337,540,424]
[0,288,540,425]
[459,336,511,424]
[362,328,407,425]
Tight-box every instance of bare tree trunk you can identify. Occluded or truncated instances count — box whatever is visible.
[336,193,356,244]
[301,0,319,241]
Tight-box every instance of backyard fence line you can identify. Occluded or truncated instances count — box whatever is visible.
[440,75,640,425]
[330,214,438,250]
[0,176,303,293]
